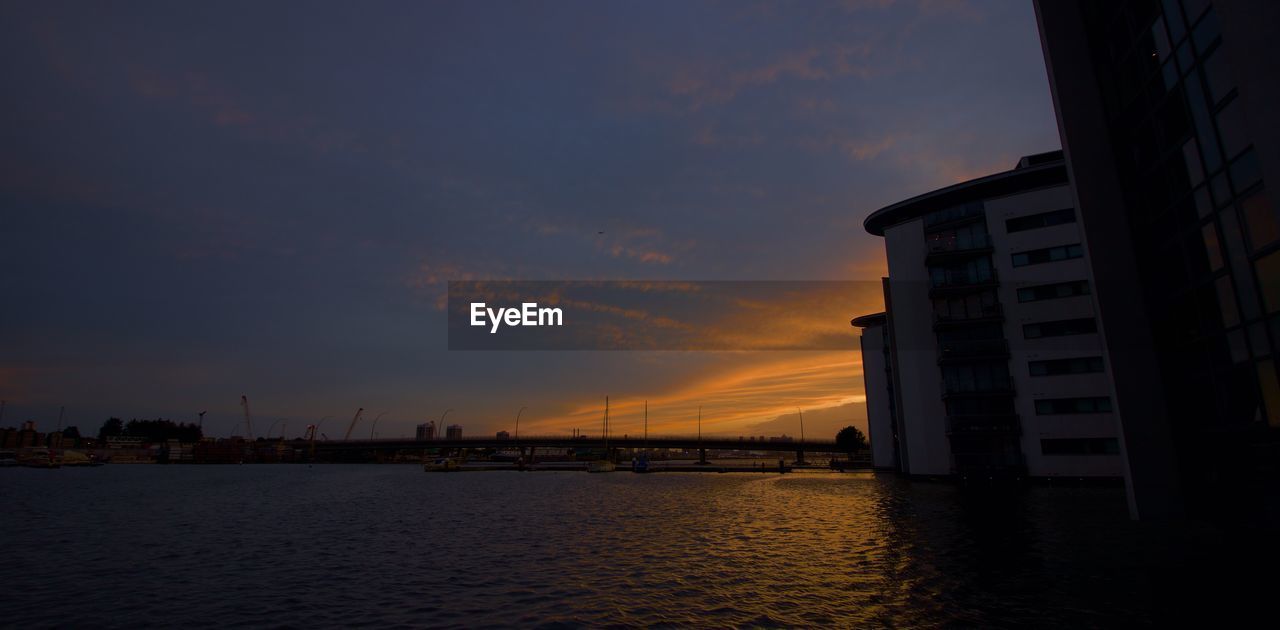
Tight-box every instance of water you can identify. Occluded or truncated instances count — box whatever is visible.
[0,466,1265,627]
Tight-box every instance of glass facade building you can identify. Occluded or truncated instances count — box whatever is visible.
[1037,0,1280,520]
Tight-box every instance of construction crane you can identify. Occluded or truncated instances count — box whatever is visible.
[240,395,254,439]
[343,407,365,441]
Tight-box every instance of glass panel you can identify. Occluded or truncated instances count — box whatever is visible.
[1259,360,1280,427]
[1230,151,1262,196]
[1181,138,1205,187]
[1242,190,1278,251]
[1201,49,1232,106]
[1186,70,1221,170]
[1153,16,1173,60]
[1249,322,1270,357]
[1256,250,1280,314]
[1195,186,1213,218]
[1202,223,1225,271]
[1220,209,1262,320]
[1215,97,1249,161]
[1217,275,1240,327]
[1211,171,1232,208]
[1228,329,1248,362]
[1177,40,1194,77]
[1191,6,1220,53]
[1162,0,1186,41]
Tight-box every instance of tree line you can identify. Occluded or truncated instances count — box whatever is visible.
[97,418,203,443]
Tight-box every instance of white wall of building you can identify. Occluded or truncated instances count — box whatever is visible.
[859,323,896,469]
[986,184,1124,478]
[884,219,952,476]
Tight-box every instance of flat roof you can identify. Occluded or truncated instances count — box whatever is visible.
[862,151,1067,236]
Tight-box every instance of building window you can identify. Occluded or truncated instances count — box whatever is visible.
[1012,244,1083,267]
[1024,318,1098,339]
[1034,397,1113,415]
[1040,438,1121,456]
[1029,356,1104,377]
[1017,280,1090,303]
[1005,208,1077,233]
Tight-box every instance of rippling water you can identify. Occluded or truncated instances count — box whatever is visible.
[0,465,1263,627]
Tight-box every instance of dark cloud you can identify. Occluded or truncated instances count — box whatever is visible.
[0,1,1058,436]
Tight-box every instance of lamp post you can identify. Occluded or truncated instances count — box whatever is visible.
[514,406,526,444]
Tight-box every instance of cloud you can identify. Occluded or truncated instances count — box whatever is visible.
[523,351,866,437]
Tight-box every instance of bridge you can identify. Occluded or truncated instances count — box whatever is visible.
[313,434,843,464]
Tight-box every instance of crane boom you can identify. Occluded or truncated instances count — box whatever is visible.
[240,395,254,439]
[344,407,364,441]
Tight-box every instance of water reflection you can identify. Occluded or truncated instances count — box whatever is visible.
[0,466,1255,626]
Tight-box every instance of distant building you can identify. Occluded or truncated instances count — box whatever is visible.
[415,421,436,441]
[495,431,510,440]
[855,151,1124,480]
[1036,0,1280,519]
[852,310,899,471]
[446,424,463,440]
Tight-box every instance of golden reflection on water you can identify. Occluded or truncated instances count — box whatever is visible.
[2,465,1151,626]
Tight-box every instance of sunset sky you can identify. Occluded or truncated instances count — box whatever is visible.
[1,0,1061,440]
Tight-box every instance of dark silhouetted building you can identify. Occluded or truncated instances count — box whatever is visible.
[1036,0,1279,519]
[855,152,1124,481]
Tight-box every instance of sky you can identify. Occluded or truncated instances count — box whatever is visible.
[0,0,1061,441]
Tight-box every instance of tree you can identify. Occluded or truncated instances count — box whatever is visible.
[835,426,868,459]
[98,418,124,441]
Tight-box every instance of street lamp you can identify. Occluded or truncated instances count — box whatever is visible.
[515,406,526,443]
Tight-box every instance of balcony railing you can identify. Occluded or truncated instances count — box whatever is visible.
[929,269,998,294]
[945,414,1021,436]
[933,303,1004,328]
[951,451,1026,474]
[937,339,1010,363]
[941,381,1015,397]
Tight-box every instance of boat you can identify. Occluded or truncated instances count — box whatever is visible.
[632,401,651,473]
[587,396,615,473]
[20,449,61,468]
[423,457,460,472]
[60,450,105,467]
